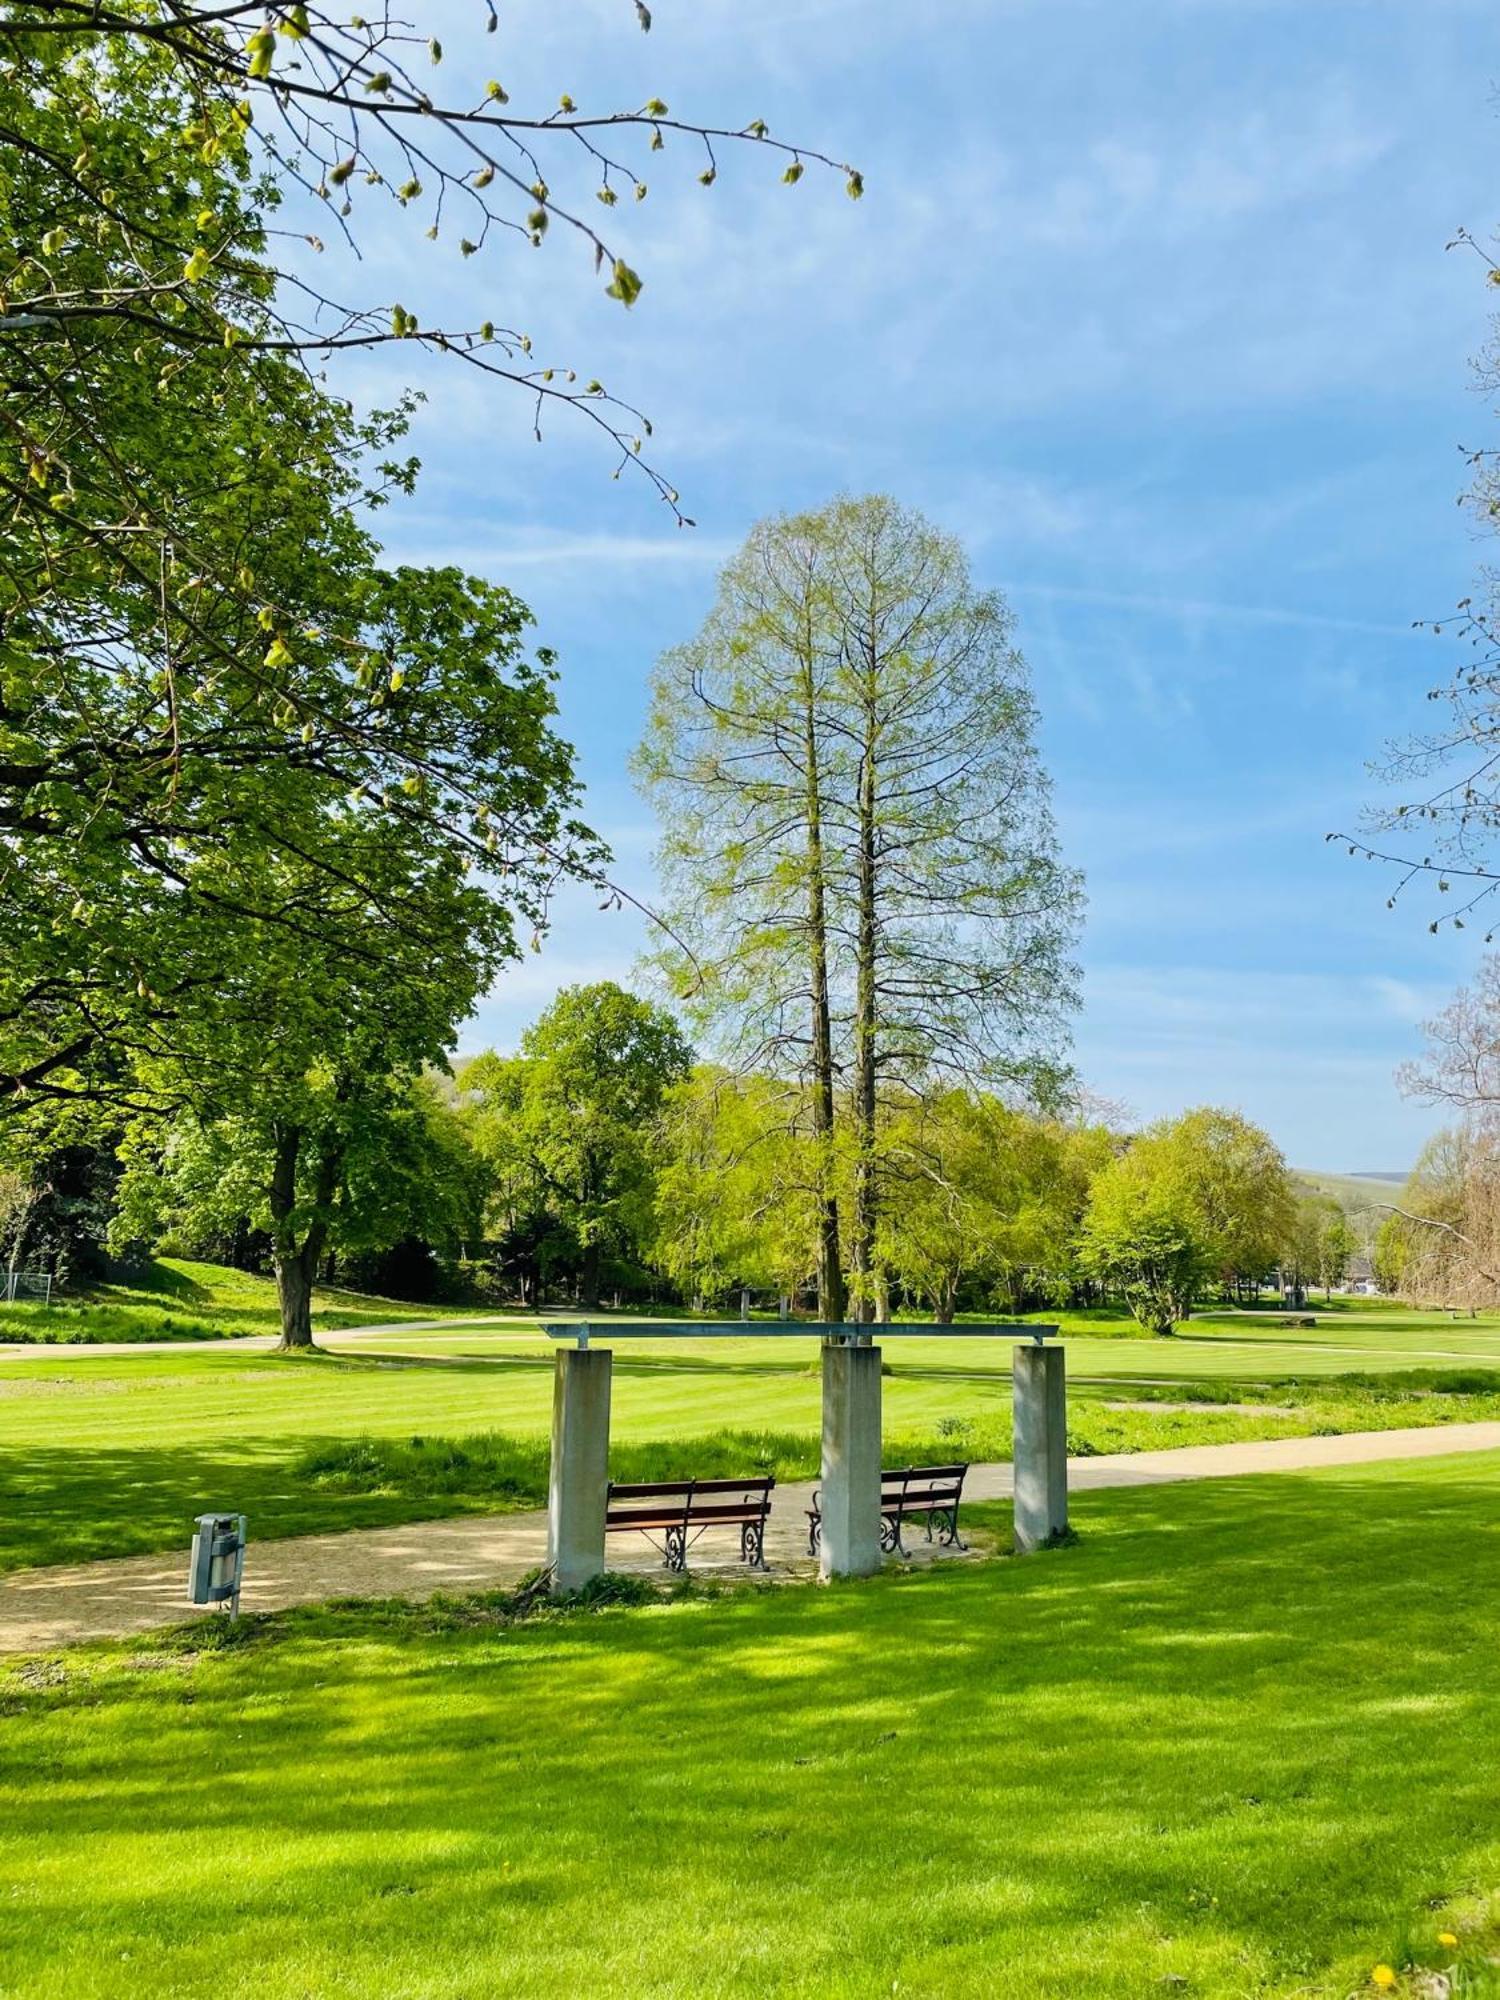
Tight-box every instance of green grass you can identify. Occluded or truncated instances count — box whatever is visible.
[3,1453,1499,1998]
[0,1256,494,1345]
[10,1289,1500,1573]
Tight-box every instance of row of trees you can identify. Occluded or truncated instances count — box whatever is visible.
[9,975,1358,1335]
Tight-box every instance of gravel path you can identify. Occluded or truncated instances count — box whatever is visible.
[5,1420,1500,1653]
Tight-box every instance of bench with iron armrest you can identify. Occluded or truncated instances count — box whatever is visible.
[806,1463,969,1559]
[605,1476,775,1572]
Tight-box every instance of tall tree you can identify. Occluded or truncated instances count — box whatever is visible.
[819,497,1081,1307]
[635,518,850,1315]
[637,495,1082,1320]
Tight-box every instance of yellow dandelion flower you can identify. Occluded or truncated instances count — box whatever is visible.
[1371,1969,1397,1992]
[1438,1931,1458,1949]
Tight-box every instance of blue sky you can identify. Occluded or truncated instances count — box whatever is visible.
[320,0,1499,1170]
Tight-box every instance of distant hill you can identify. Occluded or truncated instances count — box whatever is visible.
[1294,1170,1407,1252]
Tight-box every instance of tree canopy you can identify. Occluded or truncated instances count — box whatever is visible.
[636,494,1083,1319]
[464,982,691,1308]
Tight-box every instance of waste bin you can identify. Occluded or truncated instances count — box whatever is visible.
[188,1513,247,1614]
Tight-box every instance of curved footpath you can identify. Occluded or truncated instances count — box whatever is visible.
[4,1419,1500,1653]
[0,1315,524,1359]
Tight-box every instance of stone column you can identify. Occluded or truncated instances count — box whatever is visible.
[820,1340,883,1579]
[1012,1342,1068,1550]
[547,1346,613,1594]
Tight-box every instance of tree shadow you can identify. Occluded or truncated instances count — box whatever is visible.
[8,1461,1500,1995]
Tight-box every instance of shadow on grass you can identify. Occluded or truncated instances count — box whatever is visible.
[0,1426,823,1572]
[0,1436,522,1572]
[5,1461,1500,1997]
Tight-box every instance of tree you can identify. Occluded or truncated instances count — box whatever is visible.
[1381,965,1500,1307]
[1147,1107,1295,1299]
[1077,1106,1293,1329]
[636,495,1082,1320]
[1,5,858,537]
[1078,1154,1205,1337]
[635,515,853,1316]
[1376,1126,1500,1310]
[0,12,852,1114]
[651,1069,821,1307]
[1338,232,1500,926]
[877,1093,1095,1321]
[465,984,691,1308]
[118,1073,488,1311]
[1283,1187,1346,1306]
[106,565,584,1348]
[1316,1209,1356,1300]
[0,108,600,1118]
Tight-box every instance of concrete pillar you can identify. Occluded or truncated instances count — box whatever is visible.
[1012,1343,1068,1550]
[547,1346,612,1594]
[820,1341,883,1580]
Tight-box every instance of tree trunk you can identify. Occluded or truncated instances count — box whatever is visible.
[275,1246,318,1349]
[800,625,846,1323]
[849,643,880,1324]
[267,1121,339,1352]
[580,1238,602,1309]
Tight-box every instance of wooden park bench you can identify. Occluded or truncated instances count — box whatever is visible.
[605,1476,775,1572]
[806,1463,969,1559]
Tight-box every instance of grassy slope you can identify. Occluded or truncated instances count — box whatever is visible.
[3,1454,1498,1999]
[0,1256,490,1345]
[10,1295,1500,1572]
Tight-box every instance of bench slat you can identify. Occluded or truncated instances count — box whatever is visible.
[612,1504,776,1520]
[608,1477,774,1501]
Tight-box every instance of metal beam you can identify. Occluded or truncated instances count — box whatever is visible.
[543,1320,1059,1349]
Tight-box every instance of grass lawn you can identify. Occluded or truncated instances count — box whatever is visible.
[9,1291,1500,1572]
[3,1452,1498,1998]
[0,1256,495,1345]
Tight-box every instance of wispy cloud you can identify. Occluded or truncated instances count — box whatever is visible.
[1010,580,1423,639]
[381,527,736,573]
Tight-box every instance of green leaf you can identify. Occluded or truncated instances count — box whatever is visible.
[605,260,643,308]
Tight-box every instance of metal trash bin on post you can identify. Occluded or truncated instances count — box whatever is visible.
[188,1513,247,1618]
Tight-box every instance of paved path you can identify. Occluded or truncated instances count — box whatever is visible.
[6,1420,1500,1654]
[0,1316,532,1360]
